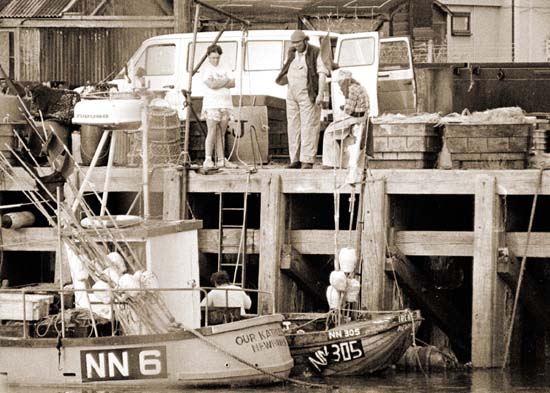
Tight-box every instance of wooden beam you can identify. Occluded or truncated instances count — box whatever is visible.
[361,176,389,310]
[2,17,174,28]
[1,228,56,251]
[472,175,506,368]
[497,248,550,327]
[394,230,473,256]
[199,229,258,254]
[174,0,191,33]
[386,249,470,356]
[258,174,285,314]
[10,168,550,196]
[162,168,181,220]
[280,244,325,301]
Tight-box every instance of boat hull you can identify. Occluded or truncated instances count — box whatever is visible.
[0,314,293,388]
[285,310,421,377]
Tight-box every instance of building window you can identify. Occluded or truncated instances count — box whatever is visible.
[452,13,471,36]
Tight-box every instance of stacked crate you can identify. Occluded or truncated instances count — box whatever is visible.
[369,122,441,169]
[443,123,531,169]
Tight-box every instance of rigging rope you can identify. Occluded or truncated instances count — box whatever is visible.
[502,167,548,368]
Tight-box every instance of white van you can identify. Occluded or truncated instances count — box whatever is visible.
[110,30,416,119]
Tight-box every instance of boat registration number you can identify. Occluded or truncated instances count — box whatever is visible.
[80,345,167,382]
[308,339,365,372]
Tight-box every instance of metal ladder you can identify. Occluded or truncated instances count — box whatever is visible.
[217,190,248,287]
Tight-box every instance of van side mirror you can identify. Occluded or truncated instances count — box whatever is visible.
[124,64,132,83]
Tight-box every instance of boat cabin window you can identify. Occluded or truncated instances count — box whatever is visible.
[379,40,410,71]
[245,40,283,71]
[187,41,238,72]
[135,44,175,76]
[338,37,376,67]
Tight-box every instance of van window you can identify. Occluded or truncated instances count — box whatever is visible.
[136,44,176,76]
[338,37,375,67]
[245,41,283,71]
[188,41,238,71]
[379,41,410,71]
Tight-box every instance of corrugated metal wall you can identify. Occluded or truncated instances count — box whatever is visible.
[39,27,172,87]
[19,29,41,81]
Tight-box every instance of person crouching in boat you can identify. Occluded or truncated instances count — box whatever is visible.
[201,270,251,316]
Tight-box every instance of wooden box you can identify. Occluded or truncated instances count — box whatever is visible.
[0,293,54,321]
[443,123,531,169]
[368,122,441,169]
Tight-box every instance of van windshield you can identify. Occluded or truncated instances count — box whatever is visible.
[188,41,238,71]
[379,41,410,71]
[136,44,176,76]
[338,37,375,67]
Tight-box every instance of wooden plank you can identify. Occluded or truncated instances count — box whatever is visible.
[280,244,325,301]
[0,228,56,251]
[258,174,284,314]
[198,229,258,254]
[8,167,550,196]
[162,168,181,220]
[386,248,469,356]
[0,17,175,28]
[472,175,506,367]
[394,231,473,256]
[497,248,550,327]
[361,176,389,310]
[290,230,358,255]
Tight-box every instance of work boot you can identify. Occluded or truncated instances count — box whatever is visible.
[301,162,313,169]
[217,158,237,169]
[285,161,301,169]
[203,158,215,169]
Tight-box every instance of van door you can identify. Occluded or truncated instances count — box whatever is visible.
[377,37,416,114]
[132,39,179,92]
[333,32,380,118]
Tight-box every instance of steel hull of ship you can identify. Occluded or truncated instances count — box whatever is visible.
[0,314,293,388]
[285,310,422,377]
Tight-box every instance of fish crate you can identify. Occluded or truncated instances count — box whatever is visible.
[0,321,33,337]
[0,294,54,321]
[443,123,531,169]
[368,122,441,169]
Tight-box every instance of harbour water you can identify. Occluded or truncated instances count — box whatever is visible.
[5,369,550,393]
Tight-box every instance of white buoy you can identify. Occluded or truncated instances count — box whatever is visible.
[0,371,8,393]
[326,286,341,309]
[329,270,347,291]
[339,247,357,273]
[345,278,361,303]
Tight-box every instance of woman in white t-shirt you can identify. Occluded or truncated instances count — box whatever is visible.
[201,44,236,169]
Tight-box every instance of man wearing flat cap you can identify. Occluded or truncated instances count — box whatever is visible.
[276,30,328,169]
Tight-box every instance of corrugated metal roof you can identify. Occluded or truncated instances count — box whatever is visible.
[0,0,12,13]
[207,0,408,16]
[0,0,71,18]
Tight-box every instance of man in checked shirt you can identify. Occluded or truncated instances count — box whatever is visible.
[322,69,370,180]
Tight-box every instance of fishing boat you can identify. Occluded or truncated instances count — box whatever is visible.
[0,217,293,389]
[283,309,422,377]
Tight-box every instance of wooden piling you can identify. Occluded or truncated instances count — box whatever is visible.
[472,175,507,367]
[259,174,285,314]
[163,167,181,220]
[361,176,389,310]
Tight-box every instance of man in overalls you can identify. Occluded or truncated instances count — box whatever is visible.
[276,30,328,169]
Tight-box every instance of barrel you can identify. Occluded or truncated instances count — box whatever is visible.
[80,125,110,166]
[129,106,181,165]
